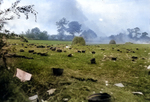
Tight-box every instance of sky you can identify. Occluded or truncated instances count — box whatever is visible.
[0,0,150,37]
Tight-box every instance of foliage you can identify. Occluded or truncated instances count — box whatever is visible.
[56,18,82,40]
[0,0,37,31]
[141,32,148,38]
[20,35,28,42]
[66,21,82,37]
[56,17,69,40]
[23,27,49,40]
[108,27,149,44]
[125,42,133,44]
[109,39,116,44]
[72,36,86,45]
[0,0,37,101]
[127,27,149,39]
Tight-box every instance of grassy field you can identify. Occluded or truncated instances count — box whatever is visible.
[5,39,150,102]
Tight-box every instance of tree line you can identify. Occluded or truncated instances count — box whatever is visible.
[21,17,98,41]
[109,27,149,43]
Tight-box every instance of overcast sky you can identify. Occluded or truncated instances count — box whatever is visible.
[1,0,150,37]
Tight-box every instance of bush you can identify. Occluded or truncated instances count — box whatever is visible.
[20,36,28,42]
[109,40,116,44]
[72,36,86,46]
[125,42,133,44]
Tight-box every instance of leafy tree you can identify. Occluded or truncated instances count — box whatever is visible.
[127,27,141,39]
[127,28,134,38]
[134,27,141,38]
[66,21,82,37]
[30,27,40,39]
[0,0,37,31]
[56,17,69,40]
[38,31,49,40]
[31,27,40,34]
[140,32,148,38]
[24,27,49,40]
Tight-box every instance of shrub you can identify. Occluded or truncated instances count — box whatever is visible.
[20,36,28,42]
[72,36,86,46]
[109,40,116,44]
[125,42,133,44]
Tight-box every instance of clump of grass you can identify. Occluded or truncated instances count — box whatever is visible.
[109,40,116,44]
[72,36,86,46]
[125,42,133,44]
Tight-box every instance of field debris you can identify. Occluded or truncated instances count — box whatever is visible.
[5,53,34,59]
[29,95,39,102]
[47,89,56,95]
[68,54,73,57]
[63,98,69,102]
[28,50,34,53]
[90,58,96,64]
[114,83,124,87]
[92,51,95,54]
[132,92,143,95]
[88,93,111,102]
[147,65,150,69]
[111,57,117,61]
[105,81,108,86]
[82,50,86,53]
[41,99,48,102]
[131,56,138,60]
[71,76,97,82]
[20,49,24,52]
[77,50,81,53]
[16,68,32,82]
[57,49,62,52]
[66,46,70,48]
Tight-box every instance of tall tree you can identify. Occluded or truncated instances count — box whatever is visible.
[39,31,49,40]
[31,27,40,39]
[141,32,148,38]
[56,17,69,40]
[134,27,141,38]
[66,21,82,37]
[127,27,141,39]
[0,0,37,32]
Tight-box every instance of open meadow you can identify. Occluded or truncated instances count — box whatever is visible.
[5,39,150,102]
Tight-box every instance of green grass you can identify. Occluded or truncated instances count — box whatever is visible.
[6,39,150,102]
